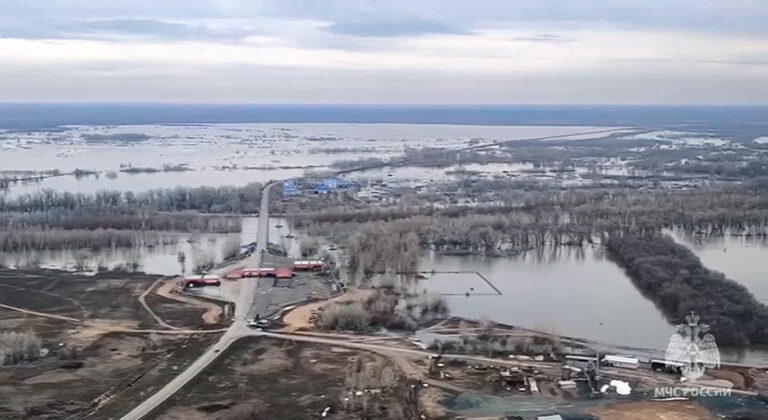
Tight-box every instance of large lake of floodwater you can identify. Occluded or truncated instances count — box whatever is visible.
[419,247,675,351]
[418,242,768,365]
[1,123,617,197]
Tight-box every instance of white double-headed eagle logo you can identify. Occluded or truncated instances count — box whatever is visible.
[665,312,720,381]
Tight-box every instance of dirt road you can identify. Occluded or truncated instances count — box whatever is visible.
[154,278,223,325]
[0,303,81,323]
[138,279,180,330]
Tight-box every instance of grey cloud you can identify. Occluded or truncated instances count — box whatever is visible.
[257,0,768,36]
[0,18,256,41]
[324,19,468,37]
[512,34,572,42]
[2,0,768,44]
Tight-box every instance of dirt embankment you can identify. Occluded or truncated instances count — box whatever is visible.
[281,288,373,331]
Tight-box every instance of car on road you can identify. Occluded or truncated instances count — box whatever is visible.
[247,318,271,329]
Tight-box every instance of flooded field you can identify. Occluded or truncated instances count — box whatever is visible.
[0,232,237,276]
[1,123,615,196]
[0,216,305,276]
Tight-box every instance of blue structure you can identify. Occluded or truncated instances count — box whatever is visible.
[322,178,339,190]
[283,179,300,196]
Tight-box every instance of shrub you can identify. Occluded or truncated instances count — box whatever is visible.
[0,330,42,366]
[320,303,371,331]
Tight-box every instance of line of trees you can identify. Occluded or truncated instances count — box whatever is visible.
[0,227,172,252]
[606,234,768,346]
[2,210,241,233]
[297,183,768,241]
[0,183,262,214]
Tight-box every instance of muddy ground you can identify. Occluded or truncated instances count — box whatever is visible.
[154,337,417,420]
[0,269,227,328]
[0,269,223,418]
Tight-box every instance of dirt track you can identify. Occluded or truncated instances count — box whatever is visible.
[0,303,81,323]
[155,278,222,325]
[0,302,225,336]
[139,279,180,329]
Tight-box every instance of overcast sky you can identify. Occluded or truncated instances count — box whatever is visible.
[1,0,767,104]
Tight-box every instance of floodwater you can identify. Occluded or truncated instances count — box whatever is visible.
[6,168,307,197]
[0,216,304,277]
[1,123,613,197]
[668,230,768,304]
[0,232,236,276]
[0,216,262,276]
[418,247,675,351]
[418,246,768,364]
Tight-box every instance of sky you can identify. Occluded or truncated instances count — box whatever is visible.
[0,0,767,104]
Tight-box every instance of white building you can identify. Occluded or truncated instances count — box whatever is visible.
[602,355,639,369]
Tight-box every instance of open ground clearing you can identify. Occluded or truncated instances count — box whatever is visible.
[0,269,226,418]
[155,337,417,420]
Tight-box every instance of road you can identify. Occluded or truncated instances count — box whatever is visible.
[121,182,275,420]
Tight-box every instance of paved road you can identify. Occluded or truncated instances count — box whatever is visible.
[121,182,276,420]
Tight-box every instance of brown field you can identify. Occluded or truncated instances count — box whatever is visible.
[0,269,224,418]
[155,337,418,420]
